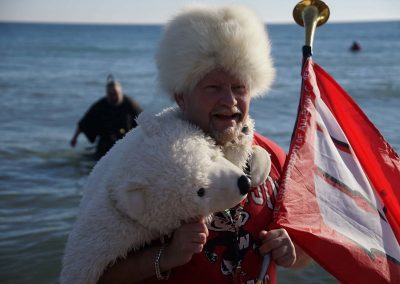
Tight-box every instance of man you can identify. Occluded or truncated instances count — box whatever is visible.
[70,75,142,158]
[98,5,309,284]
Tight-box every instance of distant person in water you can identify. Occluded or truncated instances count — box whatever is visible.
[350,41,362,52]
[70,75,142,158]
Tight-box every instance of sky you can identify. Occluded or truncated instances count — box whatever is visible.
[0,0,399,24]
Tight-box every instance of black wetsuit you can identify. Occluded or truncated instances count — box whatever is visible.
[78,96,142,158]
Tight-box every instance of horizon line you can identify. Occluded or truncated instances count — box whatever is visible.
[1,18,399,26]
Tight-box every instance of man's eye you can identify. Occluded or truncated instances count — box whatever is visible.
[205,85,220,91]
[232,85,247,94]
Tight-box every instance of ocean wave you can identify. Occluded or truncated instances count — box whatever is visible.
[38,44,151,56]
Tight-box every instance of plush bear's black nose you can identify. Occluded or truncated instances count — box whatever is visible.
[238,175,251,195]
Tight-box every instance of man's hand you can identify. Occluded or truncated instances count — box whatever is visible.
[162,217,209,269]
[258,228,296,267]
[70,137,78,147]
[98,217,209,284]
[70,128,81,147]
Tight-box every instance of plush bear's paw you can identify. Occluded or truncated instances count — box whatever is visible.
[249,145,271,187]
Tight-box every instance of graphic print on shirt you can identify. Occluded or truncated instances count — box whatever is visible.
[248,176,278,210]
[204,208,254,277]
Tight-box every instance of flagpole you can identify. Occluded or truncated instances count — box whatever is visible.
[289,0,330,144]
[293,0,330,60]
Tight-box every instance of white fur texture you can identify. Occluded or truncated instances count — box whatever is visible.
[60,107,252,284]
[156,4,275,99]
[250,145,271,187]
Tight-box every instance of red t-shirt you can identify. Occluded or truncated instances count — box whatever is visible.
[142,133,286,284]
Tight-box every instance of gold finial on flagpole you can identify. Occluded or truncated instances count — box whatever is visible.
[293,0,330,50]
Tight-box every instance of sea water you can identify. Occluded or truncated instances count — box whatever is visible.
[0,21,399,283]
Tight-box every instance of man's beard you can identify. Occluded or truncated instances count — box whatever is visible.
[209,120,245,145]
[208,106,246,145]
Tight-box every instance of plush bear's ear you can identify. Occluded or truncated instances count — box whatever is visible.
[249,145,271,187]
[136,111,163,137]
[108,180,147,220]
[124,188,146,218]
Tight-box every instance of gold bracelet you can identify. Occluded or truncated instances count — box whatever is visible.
[155,244,171,280]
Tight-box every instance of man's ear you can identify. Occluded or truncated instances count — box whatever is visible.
[174,93,185,110]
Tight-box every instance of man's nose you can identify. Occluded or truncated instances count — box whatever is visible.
[218,86,237,107]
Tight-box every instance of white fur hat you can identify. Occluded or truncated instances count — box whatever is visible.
[156,5,275,99]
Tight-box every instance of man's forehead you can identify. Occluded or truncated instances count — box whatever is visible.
[199,69,245,84]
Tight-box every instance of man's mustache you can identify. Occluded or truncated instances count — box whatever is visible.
[211,107,242,117]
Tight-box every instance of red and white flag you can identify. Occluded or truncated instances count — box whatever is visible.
[273,58,400,283]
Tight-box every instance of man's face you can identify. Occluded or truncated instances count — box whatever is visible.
[107,84,123,105]
[176,69,251,145]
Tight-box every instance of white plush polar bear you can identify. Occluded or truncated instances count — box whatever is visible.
[60,107,267,284]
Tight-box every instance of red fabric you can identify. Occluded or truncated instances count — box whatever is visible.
[253,132,286,175]
[273,58,400,283]
[141,133,285,284]
[313,63,400,241]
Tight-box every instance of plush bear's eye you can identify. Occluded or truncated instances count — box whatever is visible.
[197,188,205,197]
